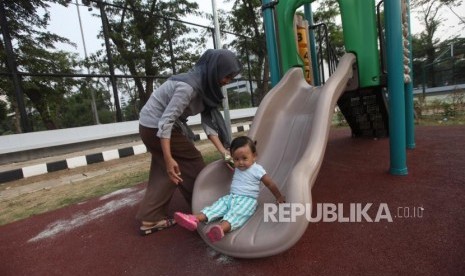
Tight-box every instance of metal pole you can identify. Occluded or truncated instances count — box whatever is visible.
[164,18,176,75]
[211,0,232,140]
[449,42,454,71]
[244,38,255,107]
[385,0,408,175]
[262,0,281,86]
[75,0,100,124]
[209,28,217,49]
[0,0,31,132]
[317,27,325,83]
[98,0,123,122]
[421,65,426,97]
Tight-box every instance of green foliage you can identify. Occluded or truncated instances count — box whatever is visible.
[411,0,444,77]
[224,0,269,105]
[122,96,140,121]
[414,95,427,119]
[442,102,455,116]
[58,79,115,127]
[0,0,81,132]
[335,110,347,127]
[0,98,14,135]
[1,0,462,136]
[90,0,204,107]
[414,91,465,125]
[60,91,95,128]
[0,100,7,121]
[227,91,252,109]
[413,37,465,88]
[313,0,344,57]
[410,0,440,88]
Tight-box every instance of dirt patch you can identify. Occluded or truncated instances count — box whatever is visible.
[0,139,221,226]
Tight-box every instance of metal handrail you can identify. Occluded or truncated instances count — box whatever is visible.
[309,22,339,84]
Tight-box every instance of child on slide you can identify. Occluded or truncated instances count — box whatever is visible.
[174,136,285,242]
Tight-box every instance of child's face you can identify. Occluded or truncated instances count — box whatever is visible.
[231,145,256,171]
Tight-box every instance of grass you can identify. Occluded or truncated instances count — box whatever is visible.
[0,148,221,226]
[415,113,465,126]
[332,111,465,128]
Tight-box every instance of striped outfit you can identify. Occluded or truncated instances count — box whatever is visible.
[201,163,266,231]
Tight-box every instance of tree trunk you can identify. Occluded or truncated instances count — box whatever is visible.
[24,89,57,130]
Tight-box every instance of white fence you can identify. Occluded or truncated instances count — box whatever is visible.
[0,107,257,155]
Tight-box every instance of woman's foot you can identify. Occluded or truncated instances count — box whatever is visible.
[174,212,199,231]
[206,225,224,242]
[139,218,176,236]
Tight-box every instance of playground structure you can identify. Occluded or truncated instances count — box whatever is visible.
[192,0,416,258]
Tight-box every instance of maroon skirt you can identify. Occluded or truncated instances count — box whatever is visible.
[136,124,205,222]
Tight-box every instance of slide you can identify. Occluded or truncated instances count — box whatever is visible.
[192,53,356,258]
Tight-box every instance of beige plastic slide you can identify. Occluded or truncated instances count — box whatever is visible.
[192,53,356,258]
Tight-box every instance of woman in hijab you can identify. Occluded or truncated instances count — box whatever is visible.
[137,49,242,235]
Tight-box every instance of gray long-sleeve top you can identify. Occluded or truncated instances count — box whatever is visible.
[139,80,217,139]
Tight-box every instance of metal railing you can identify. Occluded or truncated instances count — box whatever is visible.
[0,0,261,134]
[310,22,339,84]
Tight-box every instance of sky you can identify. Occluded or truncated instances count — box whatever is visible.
[46,0,233,59]
[46,0,464,60]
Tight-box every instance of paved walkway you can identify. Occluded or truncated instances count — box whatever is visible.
[0,121,251,184]
[1,126,464,275]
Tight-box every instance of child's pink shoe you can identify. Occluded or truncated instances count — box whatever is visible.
[174,212,198,231]
[206,225,224,242]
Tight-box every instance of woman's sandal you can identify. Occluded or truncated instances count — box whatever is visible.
[139,218,176,236]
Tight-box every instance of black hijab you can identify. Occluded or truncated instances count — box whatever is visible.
[170,49,242,147]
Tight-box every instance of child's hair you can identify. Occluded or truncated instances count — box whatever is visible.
[230,136,257,155]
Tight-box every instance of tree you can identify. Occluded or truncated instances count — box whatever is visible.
[223,0,269,106]
[59,79,114,127]
[223,0,345,106]
[0,97,7,121]
[0,0,81,132]
[0,98,14,135]
[411,0,445,87]
[228,90,252,109]
[410,1,465,88]
[312,0,344,58]
[440,0,465,27]
[89,0,205,110]
[431,37,465,85]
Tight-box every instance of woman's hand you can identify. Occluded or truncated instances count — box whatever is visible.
[160,138,182,185]
[223,152,235,171]
[207,135,234,170]
[165,157,183,185]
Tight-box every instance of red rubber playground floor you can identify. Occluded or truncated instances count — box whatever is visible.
[1,125,464,275]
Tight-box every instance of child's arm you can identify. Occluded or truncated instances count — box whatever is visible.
[261,174,286,203]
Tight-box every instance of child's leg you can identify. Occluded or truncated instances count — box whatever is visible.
[206,195,257,243]
[175,193,230,232]
[200,195,231,223]
[223,195,257,231]
[206,220,231,243]
[219,220,231,233]
[174,211,213,231]
[174,212,202,231]
[195,213,207,222]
